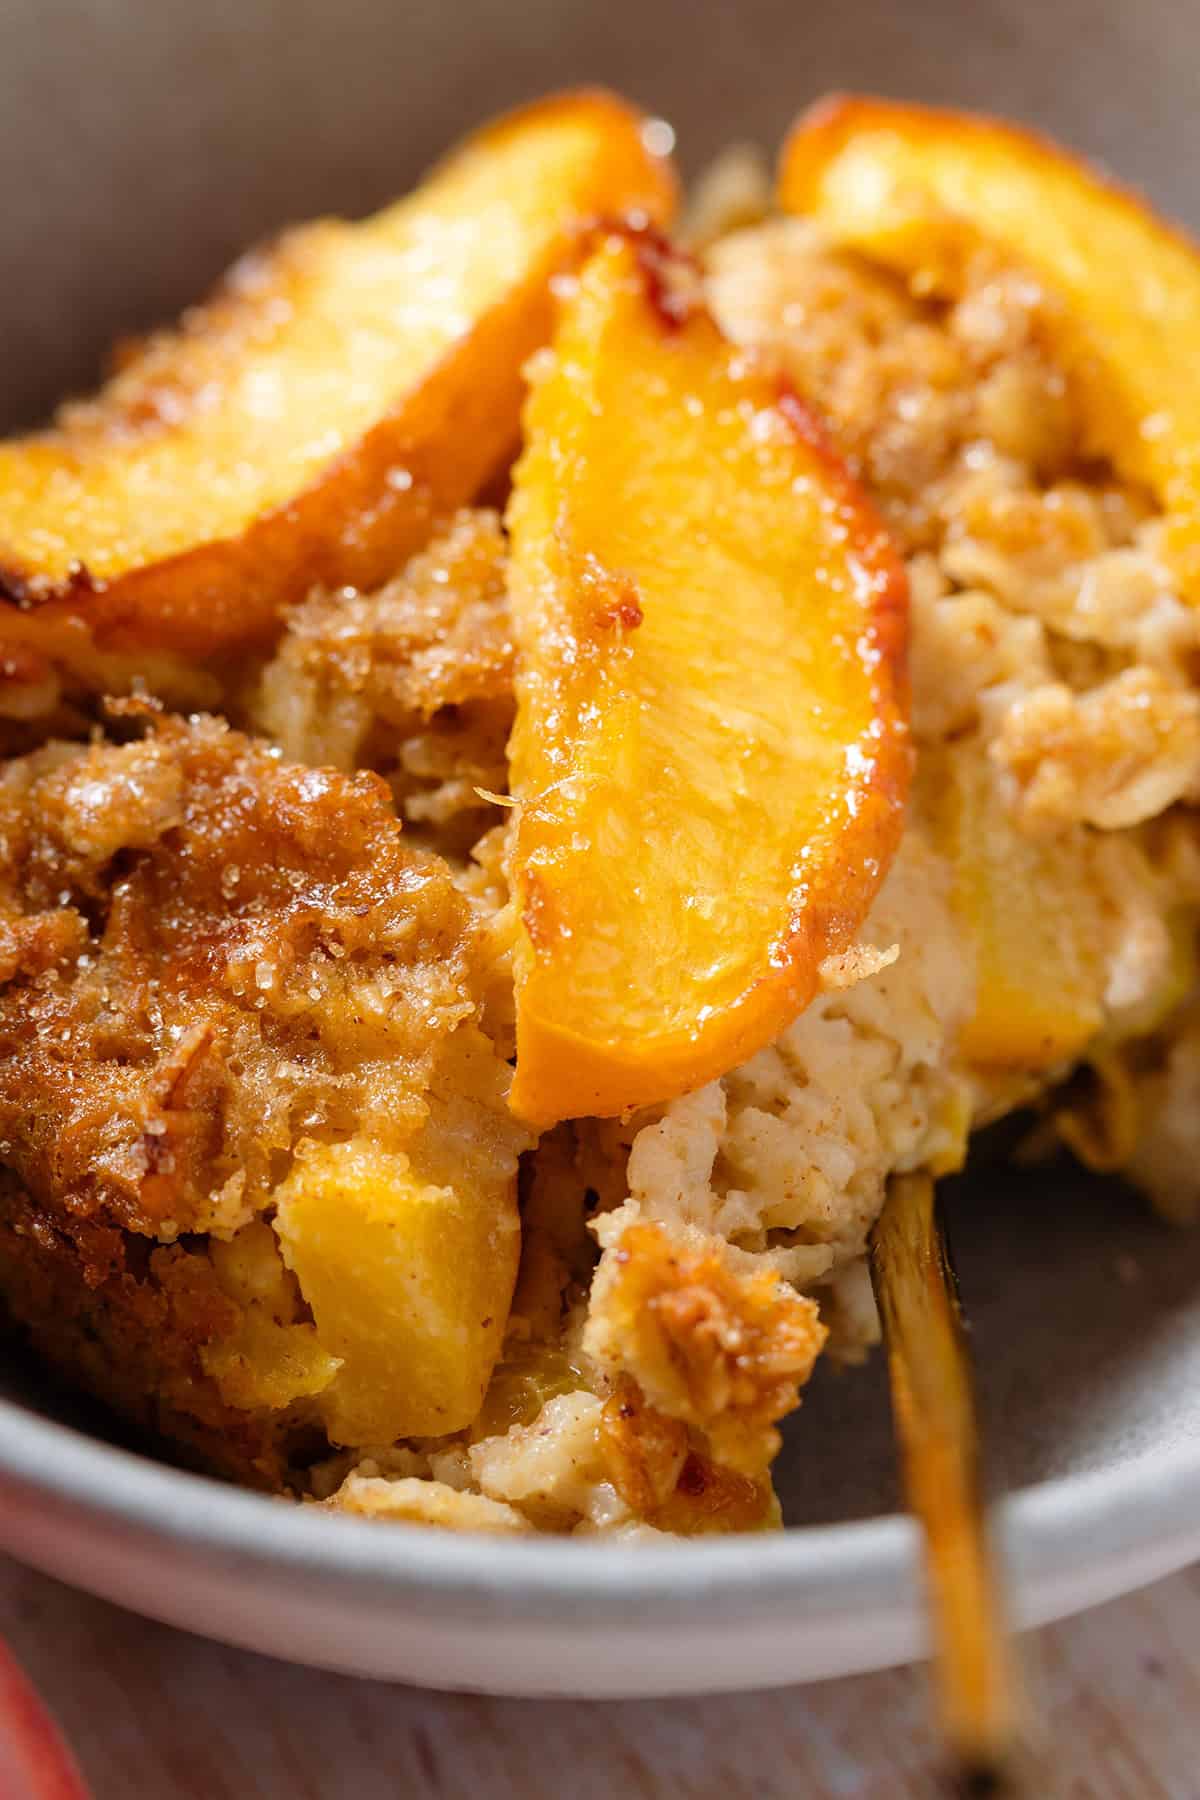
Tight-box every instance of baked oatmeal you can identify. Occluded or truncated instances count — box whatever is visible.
[0,709,528,1482]
[0,91,1198,1536]
[315,220,1200,1531]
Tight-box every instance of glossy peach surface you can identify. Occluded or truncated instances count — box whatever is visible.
[506,231,909,1125]
[780,95,1200,598]
[0,90,675,658]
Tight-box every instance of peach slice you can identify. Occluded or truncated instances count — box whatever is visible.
[0,90,676,665]
[505,230,910,1127]
[779,95,1200,597]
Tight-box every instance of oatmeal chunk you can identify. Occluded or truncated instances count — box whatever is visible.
[992,668,1200,831]
[0,711,525,1477]
[252,509,515,853]
[584,1219,826,1476]
[330,1475,532,1534]
[0,712,499,1239]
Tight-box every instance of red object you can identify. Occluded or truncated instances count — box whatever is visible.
[0,1643,89,1799]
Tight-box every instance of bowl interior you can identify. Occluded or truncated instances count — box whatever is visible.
[2,0,1200,1530]
[779,1162,1200,1524]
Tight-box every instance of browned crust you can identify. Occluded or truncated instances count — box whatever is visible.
[590,1221,827,1476]
[0,714,476,1243]
[0,711,517,1483]
[597,1374,775,1533]
[0,1172,309,1487]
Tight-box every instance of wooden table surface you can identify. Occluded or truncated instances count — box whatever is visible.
[2,1557,1197,1798]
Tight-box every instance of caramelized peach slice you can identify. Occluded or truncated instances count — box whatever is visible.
[779,95,1200,597]
[0,90,675,665]
[505,231,909,1126]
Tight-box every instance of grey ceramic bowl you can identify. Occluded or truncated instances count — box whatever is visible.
[0,0,1198,1695]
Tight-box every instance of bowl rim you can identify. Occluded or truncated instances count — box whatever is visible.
[1,1389,1199,1630]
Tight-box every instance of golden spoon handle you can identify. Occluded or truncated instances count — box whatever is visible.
[871,1171,1026,1791]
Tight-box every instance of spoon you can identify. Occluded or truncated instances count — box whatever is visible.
[871,1171,1030,1793]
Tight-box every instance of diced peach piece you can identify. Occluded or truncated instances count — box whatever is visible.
[202,1218,341,1413]
[505,230,910,1126]
[924,746,1104,1070]
[272,1138,520,1444]
[0,90,676,662]
[779,95,1200,597]
[201,1309,341,1415]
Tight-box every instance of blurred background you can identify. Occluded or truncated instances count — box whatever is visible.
[3,0,1196,428]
